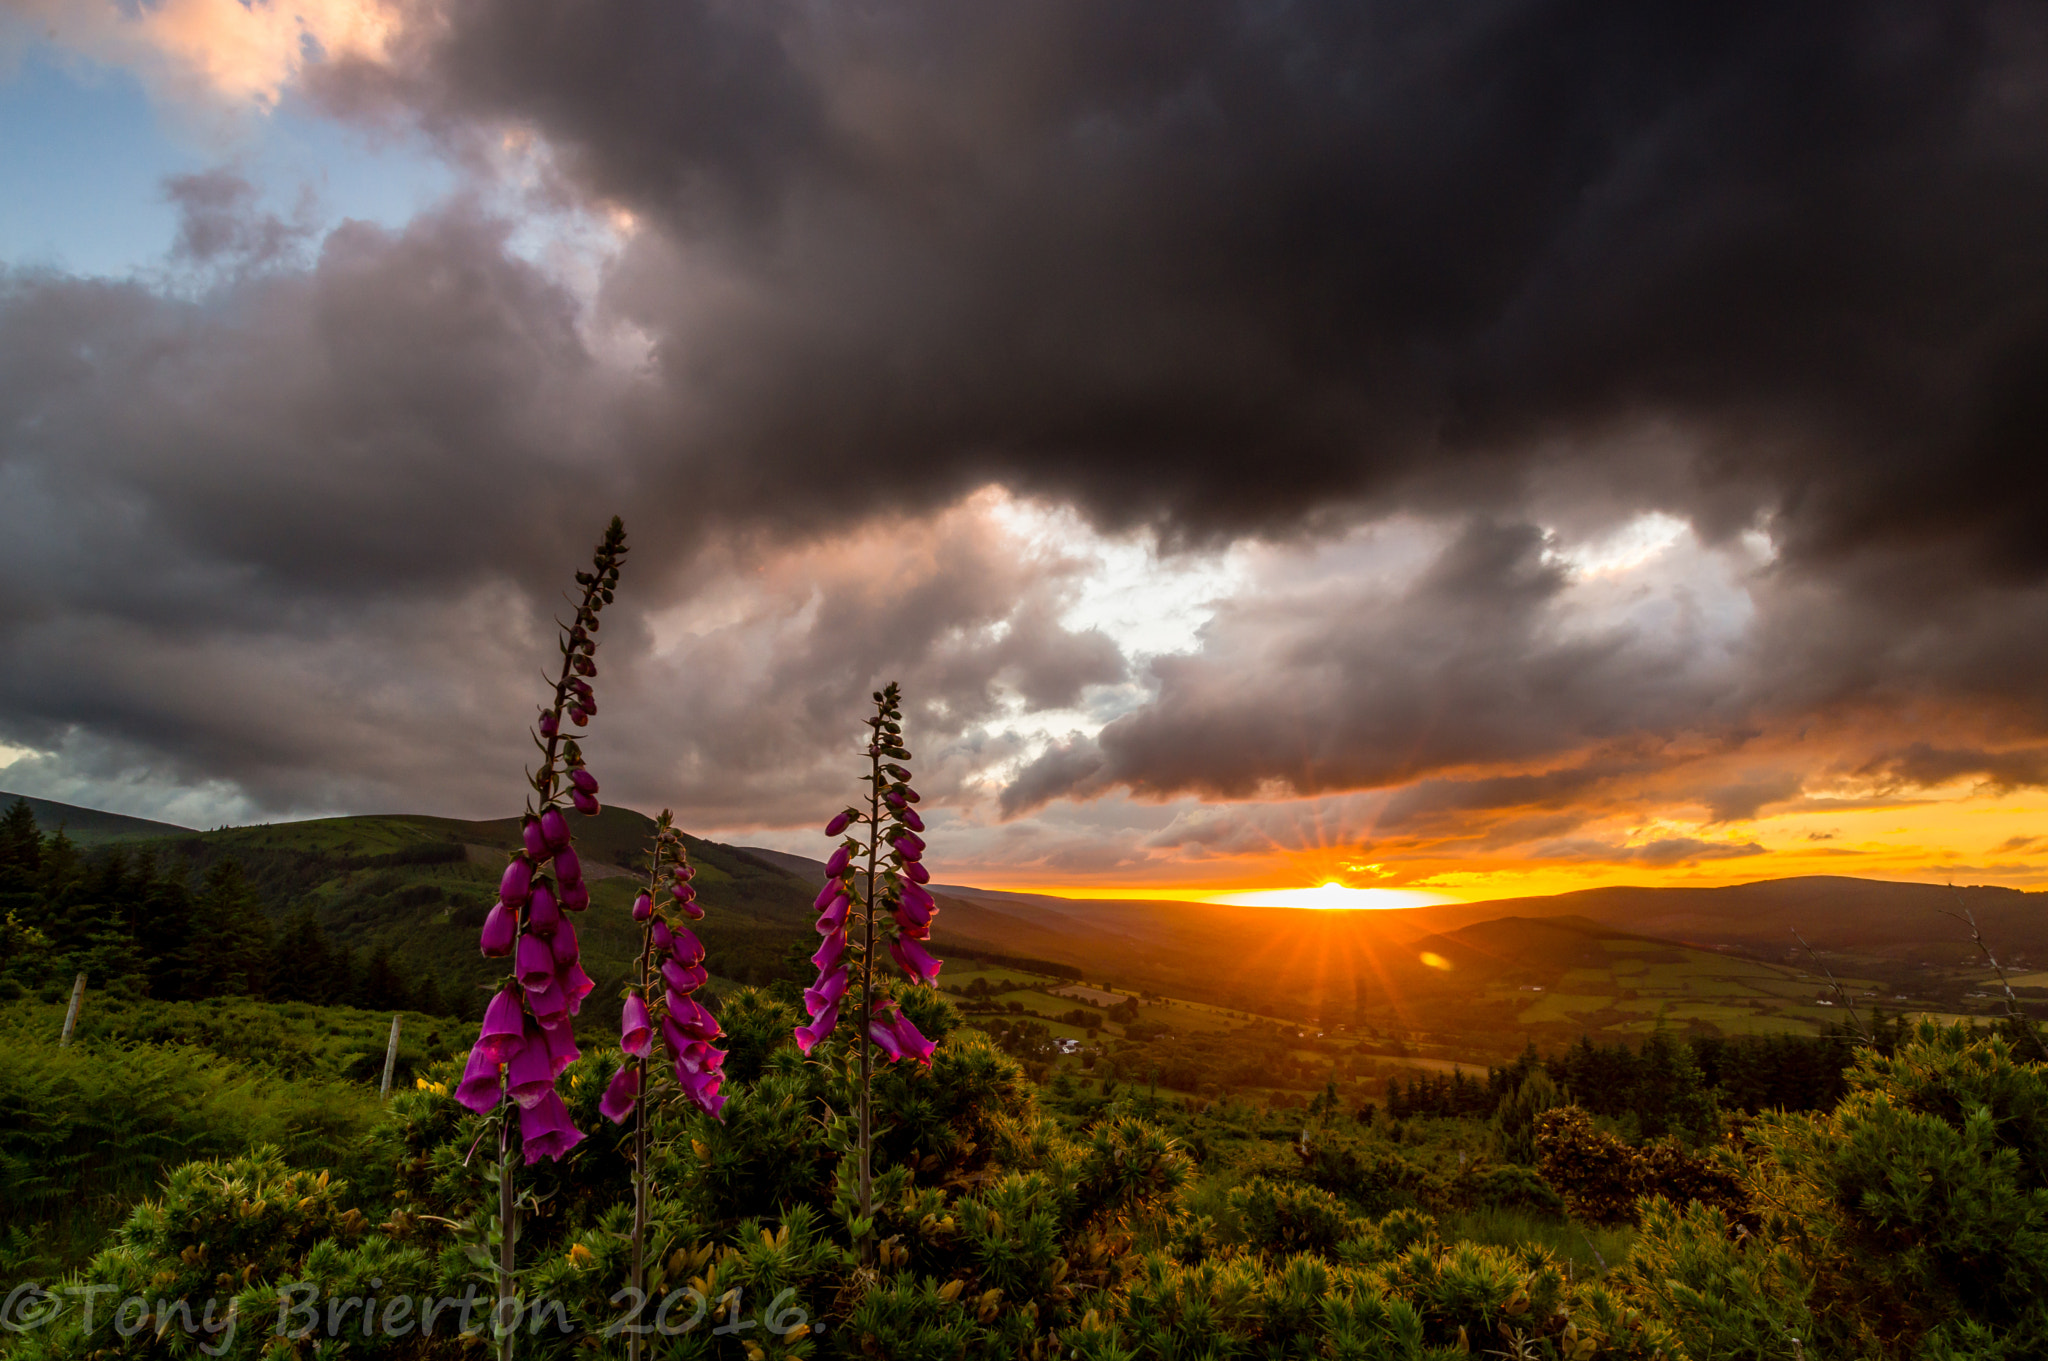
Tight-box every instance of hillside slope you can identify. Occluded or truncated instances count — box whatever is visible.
[0,790,193,844]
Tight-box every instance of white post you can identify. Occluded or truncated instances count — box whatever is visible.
[380,1014,403,1100]
[59,973,86,1047]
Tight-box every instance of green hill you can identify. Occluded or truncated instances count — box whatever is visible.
[0,790,192,844]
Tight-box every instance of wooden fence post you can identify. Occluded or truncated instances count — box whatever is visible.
[59,973,86,1046]
[381,1014,403,1100]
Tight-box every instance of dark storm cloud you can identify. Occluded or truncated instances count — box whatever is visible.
[322,0,2048,572]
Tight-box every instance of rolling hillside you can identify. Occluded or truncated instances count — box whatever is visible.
[0,790,193,844]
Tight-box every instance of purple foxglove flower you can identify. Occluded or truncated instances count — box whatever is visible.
[885,791,904,809]
[621,994,653,1056]
[887,1009,937,1065]
[662,958,708,995]
[499,857,534,906]
[519,1088,585,1164]
[902,787,920,803]
[667,993,722,1042]
[570,677,594,703]
[632,892,654,922]
[890,933,943,986]
[804,965,849,1015]
[571,788,601,816]
[476,988,527,1064]
[559,960,597,1012]
[824,845,852,877]
[894,896,933,936]
[569,706,590,726]
[554,845,583,885]
[455,1041,505,1113]
[480,902,517,957]
[901,880,936,914]
[812,880,843,913]
[678,1068,726,1119]
[900,807,926,833]
[675,1039,724,1075]
[794,1001,838,1054]
[522,818,549,860]
[561,880,591,913]
[669,881,695,904]
[650,920,673,952]
[677,898,705,922]
[528,981,569,1027]
[890,830,926,856]
[599,1063,639,1124]
[539,807,571,851]
[672,864,695,882]
[825,811,853,837]
[669,925,705,965]
[527,881,562,936]
[812,929,846,973]
[904,860,930,884]
[817,893,850,934]
[867,1012,907,1062]
[542,1017,581,1075]
[539,712,559,738]
[516,934,556,991]
[549,916,579,967]
[507,1028,554,1108]
[569,768,599,795]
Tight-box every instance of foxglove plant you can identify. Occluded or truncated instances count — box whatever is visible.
[795,682,940,1227]
[455,516,627,1359]
[598,811,727,1360]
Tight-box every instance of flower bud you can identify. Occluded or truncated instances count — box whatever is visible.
[670,925,706,965]
[527,880,562,936]
[569,706,590,726]
[662,958,708,995]
[549,916,579,967]
[904,860,930,884]
[824,811,853,837]
[499,857,534,906]
[480,902,517,956]
[812,880,843,913]
[899,807,926,833]
[522,818,548,859]
[555,846,583,885]
[570,768,599,795]
[632,892,653,922]
[669,881,694,904]
[517,935,556,991]
[825,845,852,878]
[539,712,559,738]
[571,788,600,816]
[561,880,590,913]
[650,919,673,952]
[539,807,571,850]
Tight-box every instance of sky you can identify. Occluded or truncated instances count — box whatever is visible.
[1,0,2045,904]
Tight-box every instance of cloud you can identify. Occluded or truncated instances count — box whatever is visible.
[1531,836,1769,868]
[1860,743,2048,794]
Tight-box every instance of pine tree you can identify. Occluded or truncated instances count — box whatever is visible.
[194,858,272,996]
[0,798,41,883]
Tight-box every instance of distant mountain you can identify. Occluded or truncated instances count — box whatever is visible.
[0,790,193,845]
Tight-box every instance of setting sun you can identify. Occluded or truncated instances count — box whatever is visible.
[1215,881,1449,911]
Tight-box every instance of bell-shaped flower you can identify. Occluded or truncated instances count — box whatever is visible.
[901,880,936,915]
[527,980,570,1028]
[662,958,709,995]
[518,1088,585,1164]
[825,845,852,878]
[804,965,849,1016]
[522,818,549,860]
[516,934,556,991]
[669,881,695,906]
[889,830,926,859]
[558,959,596,1013]
[527,880,562,936]
[677,1068,726,1119]
[541,1017,581,1075]
[816,892,850,934]
[480,902,517,957]
[476,988,527,1065]
[455,1041,505,1113]
[794,999,839,1054]
[666,993,722,1043]
[812,929,846,973]
[507,1027,555,1108]
[894,894,934,937]
[632,891,654,922]
[650,920,673,953]
[890,933,943,986]
[674,1039,724,1075]
[669,924,705,966]
[561,880,591,913]
[867,1010,907,1062]
[620,993,653,1057]
[555,846,583,886]
[599,1063,639,1125]
[812,880,844,913]
[499,857,533,906]
[886,1008,937,1065]
[549,916,580,967]
[904,860,931,885]
[539,807,571,851]
[673,864,695,883]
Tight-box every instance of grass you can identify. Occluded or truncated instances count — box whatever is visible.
[1442,1208,1635,1278]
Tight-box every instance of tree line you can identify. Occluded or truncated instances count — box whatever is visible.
[0,798,460,1016]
